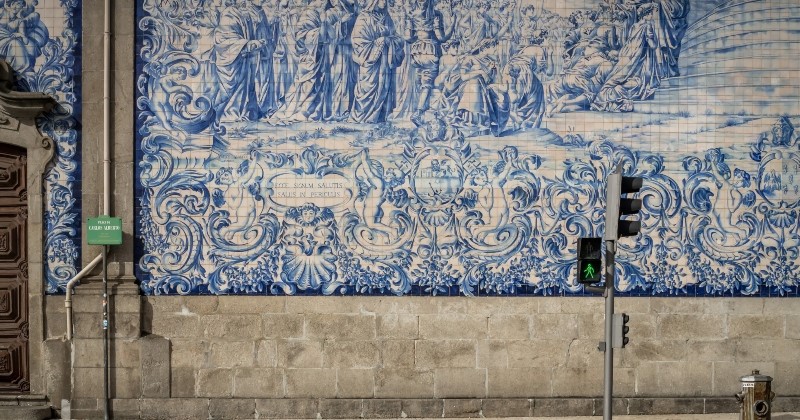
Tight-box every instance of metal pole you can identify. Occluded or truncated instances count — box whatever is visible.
[603,240,616,420]
[102,245,109,420]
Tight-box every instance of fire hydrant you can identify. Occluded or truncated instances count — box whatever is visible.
[735,370,775,420]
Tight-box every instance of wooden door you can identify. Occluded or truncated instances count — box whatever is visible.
[0,143,28,393]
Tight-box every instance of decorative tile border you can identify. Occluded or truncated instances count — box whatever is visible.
[133,0,799,296]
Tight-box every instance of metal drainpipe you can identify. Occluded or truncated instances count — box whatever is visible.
[64,253,103,340]
[66,1,113,418]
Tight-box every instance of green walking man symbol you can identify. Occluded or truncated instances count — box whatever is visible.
[582,262,598,280]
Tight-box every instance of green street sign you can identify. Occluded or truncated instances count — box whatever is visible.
[87,216,123,245]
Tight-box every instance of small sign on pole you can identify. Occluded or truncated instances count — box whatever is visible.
[87,216,123,245]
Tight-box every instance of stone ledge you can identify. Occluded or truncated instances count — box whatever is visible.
[105,397,799,418]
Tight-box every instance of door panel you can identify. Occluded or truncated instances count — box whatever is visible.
[0,144,28,393]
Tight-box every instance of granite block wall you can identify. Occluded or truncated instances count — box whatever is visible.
[47,294,800,418]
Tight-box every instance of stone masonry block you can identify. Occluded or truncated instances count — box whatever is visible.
[380,340,415,368]
[434,368,487,398]
[255,398,319,419]
[181,296,219,314]
[285,296,363,314]
[233,368,284,398]
[218,296,285,313]
[540,297,603,314]
[577,313,605,340]
[209,398,256,420]
[375,368,434,398]
[72,313,102,339]
[764,298,800,315]
[203,314,262,340]
[442,399,481,418]
[787,315,800,339]
[262,313,304,338]
[285,368,337,398]
[685,340,736,362]
[139,398,208,420]
[658,314,726,340]
[197,369,234,397]
[774,361,800,395]
[735,339,800,362]
[401,399,443,418]
[481,398,532,418]
[305,313,376,340]
[111,367,141,398]
[114,339,142,368]
[477,340,509,368]
[140,335,170,398]
[150,314,203,339]
[73,338,103,368]
[170,339,208,368]
[364,296,438,315]
[487,368,552,398]
[277,339,323,368]
[416,340,476,368]
[552,366,603,397]
[615,298,650,314]
[506,340,569,367]
[419,314,487,339]
[712,298,765,314]
[564,339,603,368]
[728,315,785,338]
[650,298,709,314]
[210,340,256,368]
[318,399,364,419]
[170,367,196,398]
[377,314,418,339]
[626,340,688,362]
[323,340,380,368]
[256,340,278,367]
[531,314,578,339]
[637,362,713,397]
[72,367,104,399]
[112,312,141,339]
[488,315,530,339]
[337,368,375,398]
[533,398,594,417]
[627,398,705,415]
[362,399,402,419]
[43,339,70,407]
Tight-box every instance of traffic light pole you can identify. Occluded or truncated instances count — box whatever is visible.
[603,239,616,420]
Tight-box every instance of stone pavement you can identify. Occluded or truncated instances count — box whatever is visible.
[353,415,800,420]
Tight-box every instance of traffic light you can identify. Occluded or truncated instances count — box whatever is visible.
[577,237,602,284]
[612,313,630,348]
[604,172,643,240]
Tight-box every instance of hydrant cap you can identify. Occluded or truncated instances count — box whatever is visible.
[740,370,773,383]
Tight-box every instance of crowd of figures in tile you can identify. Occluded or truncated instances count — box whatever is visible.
[142,0,689,141]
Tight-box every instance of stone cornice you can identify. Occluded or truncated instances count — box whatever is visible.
[0,61,56,122]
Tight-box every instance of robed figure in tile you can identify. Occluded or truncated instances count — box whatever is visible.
[276,0,334,122]
[350,0,405,123]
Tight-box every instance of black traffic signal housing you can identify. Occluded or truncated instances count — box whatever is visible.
[612,313,630,348]
[577,237,602,284]
[604,172,643,240]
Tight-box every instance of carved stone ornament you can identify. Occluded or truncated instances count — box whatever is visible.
[0,61,56,121]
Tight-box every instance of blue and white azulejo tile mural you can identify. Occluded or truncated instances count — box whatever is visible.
[134,0,800,296]
[0,0,82,293]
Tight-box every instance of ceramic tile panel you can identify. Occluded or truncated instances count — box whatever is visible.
[132,0,799,296]
[0,0,82,293]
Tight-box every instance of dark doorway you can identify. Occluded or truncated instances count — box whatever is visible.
[0,143,29,393]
